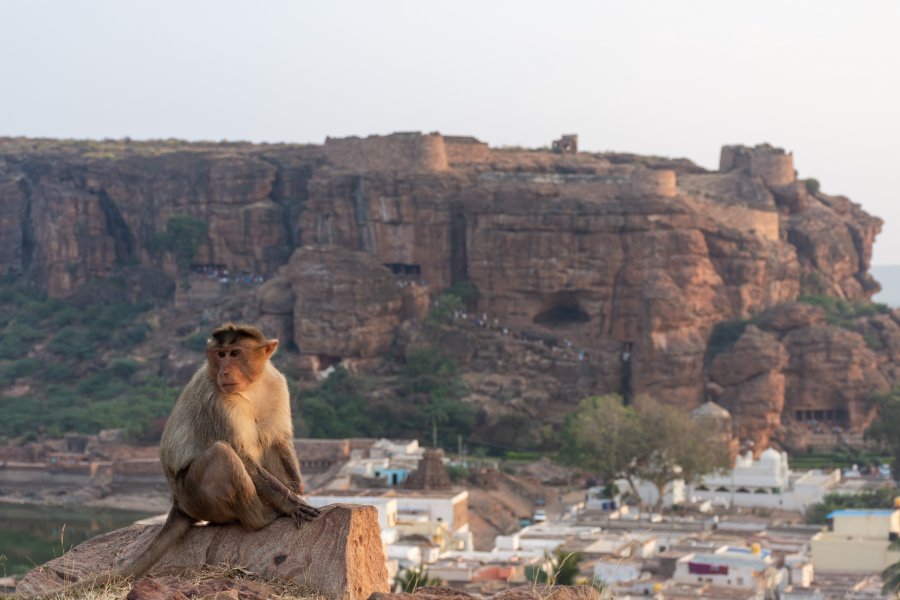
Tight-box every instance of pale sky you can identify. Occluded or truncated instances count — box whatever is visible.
[2,1,898,264]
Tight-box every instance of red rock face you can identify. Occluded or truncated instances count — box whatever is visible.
[708,304,892,450]
[0,135,890,444]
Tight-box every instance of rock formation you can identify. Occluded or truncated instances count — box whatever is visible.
[371,585,604,600]
[16,504,389,599]
[0,134,891,448]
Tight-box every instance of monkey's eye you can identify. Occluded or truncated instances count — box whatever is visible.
[230,349,241,358]
[217,351,227,359]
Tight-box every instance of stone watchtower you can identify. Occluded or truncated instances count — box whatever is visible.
[403,448,452,491]
[552,134,578,154]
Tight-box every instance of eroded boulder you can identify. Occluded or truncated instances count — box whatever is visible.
[17,504,389,600]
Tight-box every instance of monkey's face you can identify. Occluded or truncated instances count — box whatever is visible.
[207,339,278,394]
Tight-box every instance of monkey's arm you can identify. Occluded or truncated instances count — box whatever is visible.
[237,449,320,523]
[275,438,305,494]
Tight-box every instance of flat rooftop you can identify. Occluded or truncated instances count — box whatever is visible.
[826,509,896,518]
[310,488,463,499]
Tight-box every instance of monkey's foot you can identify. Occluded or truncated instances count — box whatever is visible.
[290,499,321,526]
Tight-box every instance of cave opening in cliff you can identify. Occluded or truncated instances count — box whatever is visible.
[385,263,421,278]
[316,354,343,371]
[532,292,590,327]
[794,408,848,426]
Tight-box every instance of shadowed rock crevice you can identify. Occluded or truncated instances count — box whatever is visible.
[532,292,590,326]
[97,188,136,264]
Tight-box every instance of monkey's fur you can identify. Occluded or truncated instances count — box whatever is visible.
[56,323,320,594]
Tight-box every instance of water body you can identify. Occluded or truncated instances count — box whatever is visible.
[0,503,154,575]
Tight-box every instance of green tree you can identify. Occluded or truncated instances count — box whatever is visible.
[427,293,464,324]
[803,178,821,195]
[805,489,899,524]
[148,214,209,270]
[867,388,900,483]
[558,394,645,505]
[400,348,472,448]
[631,396,731,513]
[295,369,373,438]
[558,394,731,513]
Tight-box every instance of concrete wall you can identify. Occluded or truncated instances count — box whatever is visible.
[394,492,468,531]
[832,511,899,537]
[812,534,900,572]
[691,489,817,511]
[324,132,448,172]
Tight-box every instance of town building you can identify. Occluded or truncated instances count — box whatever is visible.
[811,508,900,573]
[691,448,840,511]
[673,545,781,594]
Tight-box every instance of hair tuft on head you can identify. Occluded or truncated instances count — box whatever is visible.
[208,322,266,349]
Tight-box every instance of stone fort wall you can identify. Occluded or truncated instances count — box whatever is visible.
[720,144,795,188]
[483,167,677,199]
[687,198,780,241]
[324,132,449,172]
[630,167,677,197]
[323,132,493,172]
[444,135,492,165]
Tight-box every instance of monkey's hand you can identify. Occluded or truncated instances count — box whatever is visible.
[289,494,321,526]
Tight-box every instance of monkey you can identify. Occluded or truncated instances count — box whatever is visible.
[55,322,321,594]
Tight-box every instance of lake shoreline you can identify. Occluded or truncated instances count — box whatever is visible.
[0,500,160,577]
[0,490,170,514]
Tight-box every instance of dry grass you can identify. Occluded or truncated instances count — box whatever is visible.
[0,136,314,160]
[29,564,327,600]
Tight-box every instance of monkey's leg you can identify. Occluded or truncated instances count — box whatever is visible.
[180,441,278,530]
[233,445,321,524]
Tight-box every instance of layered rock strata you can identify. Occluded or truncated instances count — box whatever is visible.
[0,135,888,445]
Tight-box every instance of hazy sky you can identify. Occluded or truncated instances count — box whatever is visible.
[2,1,898,263]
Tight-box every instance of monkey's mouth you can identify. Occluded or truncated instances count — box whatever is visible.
[219,382,243,393]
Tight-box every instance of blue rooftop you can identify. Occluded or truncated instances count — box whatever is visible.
[826,509,896,518]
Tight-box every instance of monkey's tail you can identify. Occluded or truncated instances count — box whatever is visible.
[118,505,193,580]
[43,506,192,598]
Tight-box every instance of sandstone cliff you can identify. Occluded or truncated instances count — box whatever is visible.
[0,134,890,448]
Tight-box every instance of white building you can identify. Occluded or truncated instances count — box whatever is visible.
[307,491,399,531]
[811,508,900,573]
[592,559,643,584]
[617,477,685,510]
[691,448,840,511]
[580,532,659,559]
[308,487,473,564]
[673,545,778,592]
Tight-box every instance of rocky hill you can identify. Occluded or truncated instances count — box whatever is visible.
[0,133,895,451]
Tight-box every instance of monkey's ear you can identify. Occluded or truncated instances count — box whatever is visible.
[264,340,279,358]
